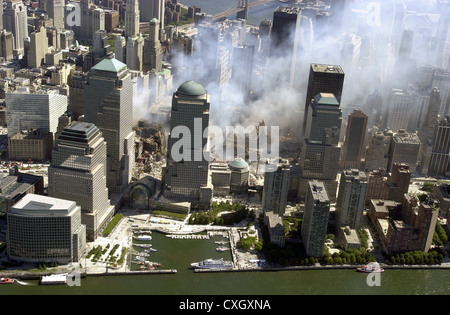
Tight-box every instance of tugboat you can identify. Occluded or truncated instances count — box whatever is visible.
[356,262,384,273]
[0,277,15,284]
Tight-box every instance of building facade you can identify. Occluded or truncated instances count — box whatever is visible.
[6,194,86,264]
[84,57,135,195]
[163,80,212,209]
[302,180,330,257]
[48,121,114,240]
[336,169,368,230]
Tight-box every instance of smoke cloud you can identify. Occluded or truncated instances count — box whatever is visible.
[145,0,449,148]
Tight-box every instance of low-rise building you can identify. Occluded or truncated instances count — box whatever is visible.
[264,211,285,248]
[6,194,86,264]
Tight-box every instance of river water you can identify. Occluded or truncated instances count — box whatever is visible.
[1,231,449,295]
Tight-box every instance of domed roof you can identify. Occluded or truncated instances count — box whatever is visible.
[177,81,206,96]
[229,158,248,169]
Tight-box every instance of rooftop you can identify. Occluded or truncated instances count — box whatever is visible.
[229,158,249,169]
[10,194,77,216]
[314,93,340,106]
[176,80,207,97]
[91,57,127,73]
[311,64,345,74]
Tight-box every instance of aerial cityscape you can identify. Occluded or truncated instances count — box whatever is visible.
[0,0,449,298]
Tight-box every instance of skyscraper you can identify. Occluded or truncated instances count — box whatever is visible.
[48,121,114,240]
[163,81,212,209]
[383,88,412,133]
[300,93,342,175]
[125,0,140,38]
[340,108,368,170]
[302,180,330,258]
[387,129,421,174]
[84,57,135,195]
[139,0,165,30]
[28,26,48,69]
[270,6,301,88]
[336,169,368,230]
[46,0,65,29]
[262,159,290,216]
[428,116,450,177]
[303,64,345,135]
[3,0,28,54]
[143,18,163,73]
[6,88,68,138]
[418,88,441,175]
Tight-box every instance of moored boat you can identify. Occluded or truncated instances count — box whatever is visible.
[356,262,384,273]
[191,258,233,270]
[0,277,15,284]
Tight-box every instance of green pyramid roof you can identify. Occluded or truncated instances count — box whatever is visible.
[92,58,127,73]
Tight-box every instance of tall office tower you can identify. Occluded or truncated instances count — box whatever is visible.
[387,129,421,174]
[3,0,29,54]
[84,57,135,195]
[300,93,342,179]
[303,64,345,136]
[75,0,105,45]
[364,130,393,172]
[0,0,3,30]
[329,0,346,36]
[259,20,271,58]
[270,6,301,88]
[6,194,86,264]
[163,81,212,209]
[336,169,368,230]
[68,71,86,120]
[48,121,114,240]
[397,30,413,62]
[340,108,368,170]
[338,33,361,79]
[122,0,144,72]
[125,0,140,38]
[262,159,290,216]
[418,88,441,175]
[435,7,450,69]
[125,35,144,71]
[139,0,165,30]
[6,88,68,138]
[383,88,413,133]
[0,30,14,61]
[27,26,48,69]
[428,116,450,177]
[231,44,255,100]
[299,93,342,201]
[143,18,163,73]
[46,0,65,29]
[302,180,330,258]
[430,68,450,117]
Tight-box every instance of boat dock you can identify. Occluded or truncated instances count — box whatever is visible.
[166,234,210,240]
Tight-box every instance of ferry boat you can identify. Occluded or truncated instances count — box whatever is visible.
[133,235,152,241]
[356,262,384,273]
[191,258,233,270]
[0,277,15,284]
[40,274,68,285]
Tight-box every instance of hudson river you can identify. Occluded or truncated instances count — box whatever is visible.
[1,231,449,295]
